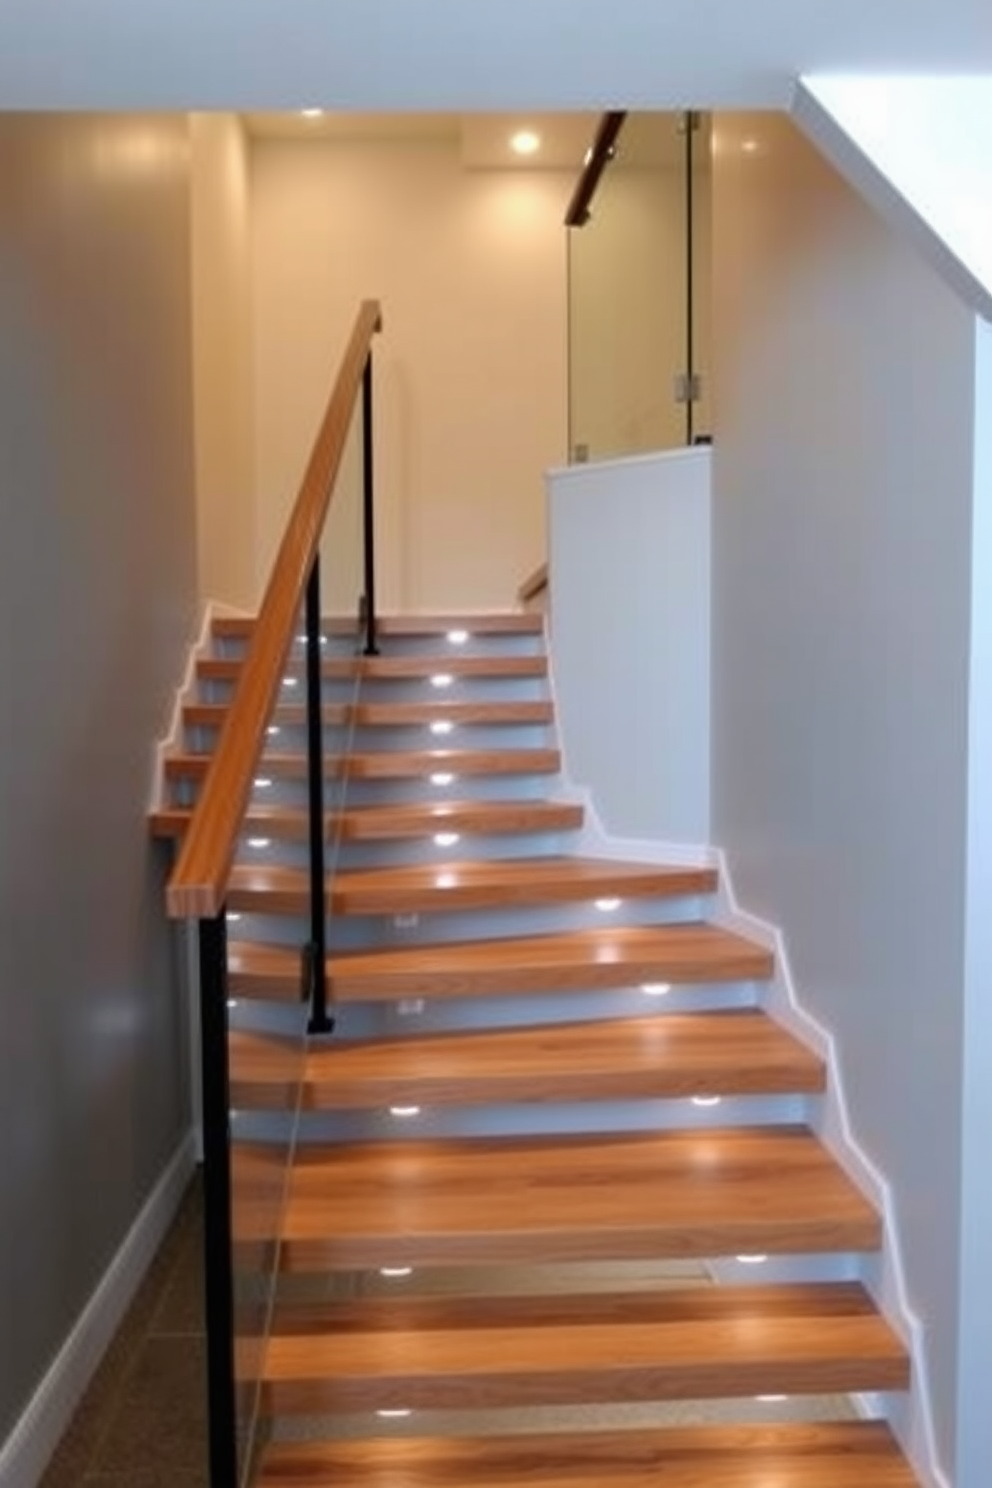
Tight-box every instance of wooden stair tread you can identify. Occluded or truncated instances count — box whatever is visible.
[150,798,584,842]
[197,654,548,681]
[227,923,773,1000]
[229,1009,825,1110]
[214,612,544,639]
[258,1421,917,1488]
[226,857,716,916]
[251,1282,906,1413]
[184,699,555,729]
[233,1126,880,1267]
[165,748,561,782]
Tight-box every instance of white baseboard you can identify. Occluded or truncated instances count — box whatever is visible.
[0,1131,198,1488]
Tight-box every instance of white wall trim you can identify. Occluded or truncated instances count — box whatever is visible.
[709,849,950,1488]
[148,598,249,812]
[0,1131,198,1488]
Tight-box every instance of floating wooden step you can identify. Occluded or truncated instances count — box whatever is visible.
[226,922,773,1001]
[225,857,716,917]
[184,699,555,731]
[228,1007,825,1110]
[213,611,544,641]
[250,1282,906,1415]
[232,1126,881,1268]
[150,797,585,843]
[197,653,548,684]
[166,747,561,785]
[258,1421,917,1488]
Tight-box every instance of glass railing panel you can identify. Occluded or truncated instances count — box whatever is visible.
[567,111,711,462]
[226,391,369,1487]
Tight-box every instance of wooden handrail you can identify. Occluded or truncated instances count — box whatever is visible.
[518,562,549,604]
[166,299,382,919]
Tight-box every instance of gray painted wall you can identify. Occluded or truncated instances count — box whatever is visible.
[710,112,975,1477]
[0,115,198,1445]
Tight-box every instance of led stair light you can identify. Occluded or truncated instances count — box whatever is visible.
[430,673,453,689]
[248,837,271,850]
[376,1409,412,1419]
[389,1105,422,1118]
[430,720,455,736]
[595,897,622,913]
[756,1395,788,1403]
[736,1254,769,1264]
[226,912,243,923]
[691,1094,722,1107]
[266,725,280,737]
[282,676,298,688]
[447,629,470,645]
[379,1266,414,1278]
[430,772,455,787]
[640,982,672,996]
[434,832,460,848]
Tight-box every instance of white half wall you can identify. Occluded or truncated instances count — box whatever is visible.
[548,448,710,842]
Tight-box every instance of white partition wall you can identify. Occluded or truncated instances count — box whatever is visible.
[548,447,711,843]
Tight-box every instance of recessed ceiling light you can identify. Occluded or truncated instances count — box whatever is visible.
[511,129,541,157]
[301,108,324,119]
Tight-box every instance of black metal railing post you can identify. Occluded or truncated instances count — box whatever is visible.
[304,557,332,1034]
[198,911,239,1488]
[361,355,379,657]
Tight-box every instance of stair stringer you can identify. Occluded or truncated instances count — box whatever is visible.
[543,624,944,1487]
[148,597,251,814]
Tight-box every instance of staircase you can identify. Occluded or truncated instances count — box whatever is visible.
[154,610,919,1488]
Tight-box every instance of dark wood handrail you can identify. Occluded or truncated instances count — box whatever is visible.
[166,299,382,919]
[518,561,549,604]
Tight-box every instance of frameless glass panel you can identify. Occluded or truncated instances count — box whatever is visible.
[567,111,711,462]
[226,392,368,1487]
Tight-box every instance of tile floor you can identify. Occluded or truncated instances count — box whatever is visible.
[39,1177,208,1488]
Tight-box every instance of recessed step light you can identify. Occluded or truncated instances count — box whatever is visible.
[691,1094,722,1107]
[247,837,271,850]
[376,1408,412,1419]
[389,1105,422,1119]
[447,629,470,645]
[282,676,298,688]
[254,777,273,789]
[756,1394,788,1403]
[430,674,453,689]
[640,982,672,996]
[595,897,622,913]
[736,1254,769,1264]
[434,832,460,848]
[430,772,455,787]
[266,725,280,737]
[430,720,455,736]
[379,1266,413,1278]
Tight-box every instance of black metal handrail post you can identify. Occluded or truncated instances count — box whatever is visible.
[198,912,239,1488]
[304,556,332,1034]
[361,355,379,657]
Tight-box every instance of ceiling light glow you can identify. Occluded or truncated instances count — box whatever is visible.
[511,129,541,157]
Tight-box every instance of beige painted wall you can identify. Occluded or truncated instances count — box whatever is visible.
[250,138,570,612]
[190,112,256,610]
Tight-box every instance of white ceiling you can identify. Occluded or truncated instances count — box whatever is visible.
[0,0,989,109]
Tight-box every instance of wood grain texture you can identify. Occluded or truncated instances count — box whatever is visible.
[149,798,585,843]
[166,298,381,919]
[198,654,548,683]
[214,612,545,640]
[258,1421,917,1488]
[164,748,563,782]
[232,1126,881,1268]
[228,1008,824,1111]
[249,1282,906,1414]
[183,699,555,731]
[225,922,773,1001]
[224,857,717,917]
